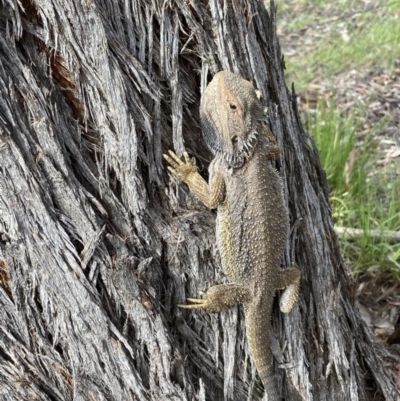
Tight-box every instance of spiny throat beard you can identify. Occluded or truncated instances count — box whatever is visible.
[220,130,258,169]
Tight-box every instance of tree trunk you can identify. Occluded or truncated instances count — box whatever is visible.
[0,0,397,400]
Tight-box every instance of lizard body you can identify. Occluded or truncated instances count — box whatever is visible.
[164,71,300,400]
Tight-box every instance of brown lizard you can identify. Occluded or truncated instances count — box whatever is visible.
[164,71,301,400]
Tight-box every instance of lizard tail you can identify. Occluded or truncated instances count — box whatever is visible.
[245,297,282,400]
[259,369,281,400]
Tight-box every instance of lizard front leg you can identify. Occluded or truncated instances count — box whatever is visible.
[178,283,251,312]
[163,150,225,209]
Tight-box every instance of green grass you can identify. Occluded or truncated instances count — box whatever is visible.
[281,0,360,31]
[280,1,400,91]
[279,0,400,277]
[305,102,400,277]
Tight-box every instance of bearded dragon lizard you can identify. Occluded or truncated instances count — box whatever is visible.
[164,71,301,400]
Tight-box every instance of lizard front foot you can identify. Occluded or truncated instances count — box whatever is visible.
[163,150,197,182]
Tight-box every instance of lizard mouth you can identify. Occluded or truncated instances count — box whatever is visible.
[222,130,258,168]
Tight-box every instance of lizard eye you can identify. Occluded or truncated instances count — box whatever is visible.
[229,103,237,110]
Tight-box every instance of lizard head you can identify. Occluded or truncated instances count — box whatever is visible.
[200,71,265,168]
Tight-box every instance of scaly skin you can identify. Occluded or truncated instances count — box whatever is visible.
[164,71,300,400]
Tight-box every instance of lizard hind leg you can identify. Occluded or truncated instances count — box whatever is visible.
[178,283,251,312]
[277,265,301,314]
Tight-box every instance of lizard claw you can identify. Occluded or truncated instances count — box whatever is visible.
[186,298,205,303]
[163,150,182,170]
[178,294,210,309]
[184,151,196,167]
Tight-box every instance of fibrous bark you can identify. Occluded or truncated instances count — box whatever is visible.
[0,0,397,400]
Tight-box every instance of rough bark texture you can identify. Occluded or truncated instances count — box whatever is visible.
[0,0,397,400]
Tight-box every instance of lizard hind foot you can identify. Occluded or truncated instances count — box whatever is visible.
[178,283,251,312]
[280,284,299,313]
[277,265,301,314]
